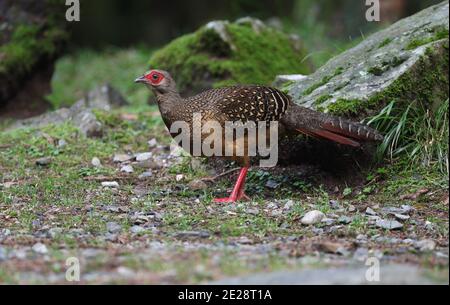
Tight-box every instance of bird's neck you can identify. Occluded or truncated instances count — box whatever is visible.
[156,91,185,126]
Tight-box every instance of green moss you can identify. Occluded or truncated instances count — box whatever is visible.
[327,98,363,116]
[313,94,332,106]
[303,67,343,96]
[388,56,407,68]
[406,26,449,50]
[280,80,296,94]
[378,38,393,48]
[368,56,407,77]
[368,66,384,76]
[149,21,310,92]
[0,24,67,76]
[334,81,350,92]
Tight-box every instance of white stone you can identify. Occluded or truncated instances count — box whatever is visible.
[113,154,133,163]
[101,181,119,188]
[135,152,153,161]
[120,165,134,173]
[375,219,403,230]
[301,210,325,225]
[32,243,48,254]
[91,157,102,167]
[416,239,436,252]
[147,138,158,148]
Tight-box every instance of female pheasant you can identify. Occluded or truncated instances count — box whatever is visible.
[135,69,383,203]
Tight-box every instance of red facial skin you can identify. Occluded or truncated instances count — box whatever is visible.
[145,71,165,85]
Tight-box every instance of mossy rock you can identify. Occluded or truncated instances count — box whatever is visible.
[0,0,68,108]
[149,18,311,95]
[278,1,449,119]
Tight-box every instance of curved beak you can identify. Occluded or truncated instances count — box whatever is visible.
[134,75,147,84]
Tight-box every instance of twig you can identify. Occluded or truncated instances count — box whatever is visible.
[201,167,242,183]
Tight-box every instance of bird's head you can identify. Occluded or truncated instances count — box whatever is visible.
[135,69,177,95]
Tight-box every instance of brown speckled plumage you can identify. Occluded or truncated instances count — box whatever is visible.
[137,69,383,164]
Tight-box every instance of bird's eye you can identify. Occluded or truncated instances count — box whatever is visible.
[152,74,159,80]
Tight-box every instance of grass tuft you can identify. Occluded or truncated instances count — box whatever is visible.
[366,99,449,175]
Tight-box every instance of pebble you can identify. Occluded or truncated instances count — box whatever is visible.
[329,200,341,209]
[36,157,52,166]
[138,171,153,179]
[312,228,324,235]
[383,205,413,215]
[91,157,102,167]
[105,233,118,242]
[356,234,367,241]
[394,213,410,221]
[32,243,48,254]
[174,231,210,238]
[424,221,435,231]
[101,181,119,188]
[113,154,133,163]
[283,200,295,210]
[188,179,208,191]
[265,180,280,189]
[237,236,253,244]
[120,165,134,173]
[365,207,377,216]
[353,247,369,262]
[104,205,129,213]
[402,238,416,245]
[246,208,259,215]
[57,139,67,148]
[375,219,403,230]
[148,138,158,148]
[338,216,353,224]
[270,209,283,217]
[415,239,436,252]
[106,222,122,234]
[135,152,153,162]
[13,249,28,260]
[130,225,146,234]
[348,205,356,212]
[301,210,325,225]
[47,228,63,239]
[321,218,335,226]
[135,159,161,169]
[266,203,278,210]
[117,266,135,277]
[176,174,184,182]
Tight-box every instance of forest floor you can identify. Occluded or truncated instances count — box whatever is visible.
[0,48,448,284]
[0,108,448,284]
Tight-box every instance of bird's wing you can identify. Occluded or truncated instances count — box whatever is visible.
[206,86,291,122]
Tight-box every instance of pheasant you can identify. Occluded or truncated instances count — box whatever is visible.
[135,69,383,203]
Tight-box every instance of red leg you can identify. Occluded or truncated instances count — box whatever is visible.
[214,167,249,203]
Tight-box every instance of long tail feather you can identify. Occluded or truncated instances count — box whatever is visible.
[282,104,383,147]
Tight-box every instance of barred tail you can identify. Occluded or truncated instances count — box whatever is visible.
[281,105,384,148]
